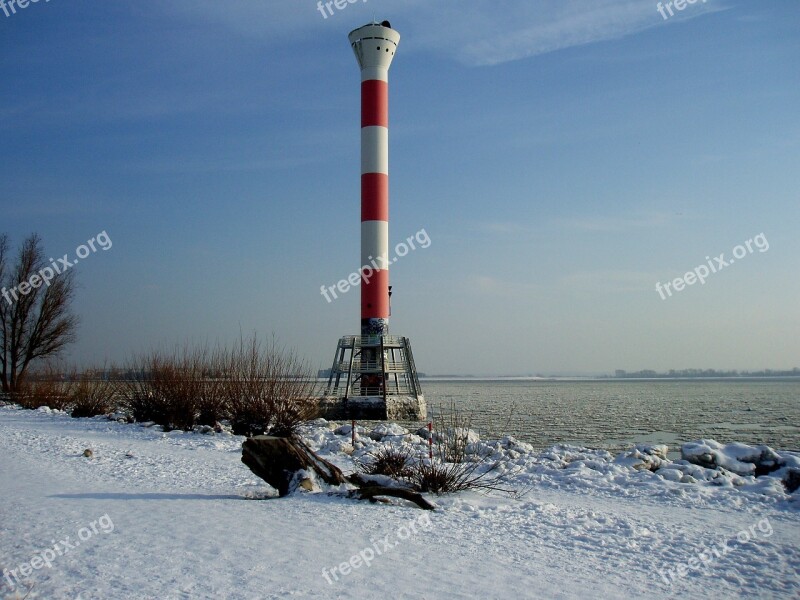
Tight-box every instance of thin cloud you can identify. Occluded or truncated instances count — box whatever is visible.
[444,0,724,66]
[467,274,545,297]
[158,0,726,66]
[558,212,686,232]
[558,270,656,293]
[474,221,532,235]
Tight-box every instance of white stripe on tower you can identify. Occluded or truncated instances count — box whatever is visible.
[349,22,399,336]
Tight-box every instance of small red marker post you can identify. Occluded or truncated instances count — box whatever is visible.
[428,422,433,459]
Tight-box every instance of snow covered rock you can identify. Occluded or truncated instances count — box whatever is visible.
[655,466,684,482]
[413,426,479,445]
[333,423,368,437]
[782,468,800,493]
[505,436,534,452]
[369,423,409,441]
[615,444,669,472]
[681,440,784,476]
[106,411,131,422]
[415,426,433,440]
[451,427,481,444]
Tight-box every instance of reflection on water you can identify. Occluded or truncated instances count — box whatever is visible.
[405,379,800,453]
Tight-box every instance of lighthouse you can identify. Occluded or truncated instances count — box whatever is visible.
[323,21,425,421]
[351,21,396,336]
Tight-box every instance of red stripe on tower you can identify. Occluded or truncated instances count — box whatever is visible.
[349,22,399,336]
[361,173,389,222]
[361,80,389,128]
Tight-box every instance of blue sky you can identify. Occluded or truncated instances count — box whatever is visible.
[1,0,798,375]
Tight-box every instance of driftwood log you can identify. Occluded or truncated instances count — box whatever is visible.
[242,435,435,510]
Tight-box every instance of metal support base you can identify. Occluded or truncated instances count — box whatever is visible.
[323,334,425,420]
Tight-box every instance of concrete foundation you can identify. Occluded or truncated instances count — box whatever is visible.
[318,395,426,421]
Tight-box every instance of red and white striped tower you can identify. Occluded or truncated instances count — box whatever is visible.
[324,21,424,419]
[349,21,399,336]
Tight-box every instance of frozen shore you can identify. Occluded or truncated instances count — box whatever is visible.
[1,404,798,599]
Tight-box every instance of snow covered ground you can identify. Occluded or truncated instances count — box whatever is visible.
[1,404,798,599]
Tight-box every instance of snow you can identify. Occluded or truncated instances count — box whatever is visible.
[1,404,799,599]
[367,423,409,441]
[681,440,786,476]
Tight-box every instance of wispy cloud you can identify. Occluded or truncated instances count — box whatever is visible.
[558,211,686,232]
[469,211,687,238]
[558,269,656,293]
[468,268,655,296]
[158,0,725,66]
[437,0,723,66]
[473,221,532,235]
[468,274,543,297]
[159,1,312,38]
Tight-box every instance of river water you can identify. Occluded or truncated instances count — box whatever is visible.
[410,379,800,454]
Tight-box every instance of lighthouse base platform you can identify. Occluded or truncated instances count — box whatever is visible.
[320,334,426,421]
[318,394,426,421]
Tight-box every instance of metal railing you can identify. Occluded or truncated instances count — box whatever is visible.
[324,335,423,399]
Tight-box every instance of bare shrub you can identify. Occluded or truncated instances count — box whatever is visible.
[153,346,207,431]
[196,347,227,426]
[409,456,506,494]
[268,352,319,437]
[126,347,228,428]
[70,373,119,418]
[123,354,170,426]
[407,402,511,495]
[223,336,318,437]
[123,347,207,431]
[13,364,72,410]
[122,337,318,436]
[432,402,476,465]
[357,445,416,480]
[219,338,270,437]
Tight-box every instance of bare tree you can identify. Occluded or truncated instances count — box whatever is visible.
[0,234,78,395]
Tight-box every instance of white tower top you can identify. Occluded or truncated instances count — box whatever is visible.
[348,21,400,81]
